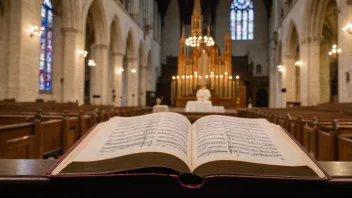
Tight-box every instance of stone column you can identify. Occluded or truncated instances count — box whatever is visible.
[284,53,296,103]
[111,52,124,106]
[278,68,286,108]
[307,37,322,106]
[8,0,41,101]
[299,41,309,106]
[90,44,109,105]
[269,68,278,107]
[62,28,83,103]
[140,65,148,106]
[127,58,138,106]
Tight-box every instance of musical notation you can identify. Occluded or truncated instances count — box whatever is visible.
[98,113,190,156]
[196,116,285,161]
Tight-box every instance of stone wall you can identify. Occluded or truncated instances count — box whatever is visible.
[269,0,352,106]
[1,0,161,106]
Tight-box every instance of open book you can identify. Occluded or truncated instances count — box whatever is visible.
[50,112,327,179]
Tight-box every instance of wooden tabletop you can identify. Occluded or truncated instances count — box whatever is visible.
[0,160,351,179]
[319,161,352,178]
[0,160,351,196]
[0,159,55,177]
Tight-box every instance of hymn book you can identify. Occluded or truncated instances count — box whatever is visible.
[49,112,327,179]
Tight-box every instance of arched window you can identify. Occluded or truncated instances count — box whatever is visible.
[230,0,254,40]
[39,0,53,91]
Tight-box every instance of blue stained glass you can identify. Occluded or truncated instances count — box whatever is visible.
[39,0,53,92]
[230,0,254,40]
[43,0,52,7]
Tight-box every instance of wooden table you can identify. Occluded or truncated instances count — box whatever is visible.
[0,160,351,196]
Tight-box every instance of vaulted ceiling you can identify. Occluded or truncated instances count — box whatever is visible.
[156,0,273,25]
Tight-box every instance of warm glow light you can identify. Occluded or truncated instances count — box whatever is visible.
[194,72,198,75]
[205,75,209,78]
[77,50,88,57]
[177,76,180,79]
[30,26,43,37]
[220,75,223,78]
[199,76,202,79]
[190,75,193,79]
[295,61,302,66]
[182,75,185,79]
[172,76,176,80]
[186,75,189,79]
[216,75,219,79]
[224,72,228,75]
[277,66,285,72]
[329,45,342,56]
[88,60,96,67]
[185,34,215,47]
[342,24,352,33]
[236,75,240,80]
[131,69,137,73]
[210,72,214,75]
[229,76,233,79]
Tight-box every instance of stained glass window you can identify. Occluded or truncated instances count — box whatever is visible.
[230,0,254,40]
[39,0,53,91]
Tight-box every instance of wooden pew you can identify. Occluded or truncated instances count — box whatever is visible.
[317,122,352,161]
[0,118,41,159]
[0,102,152,159]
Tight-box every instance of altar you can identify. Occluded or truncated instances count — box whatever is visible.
[169,0,246,109]
[185,101,213,112]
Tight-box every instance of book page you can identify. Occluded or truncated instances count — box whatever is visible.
[191,116,308,171]
[51,123,106,175]
[72,112,192,170]
[271,124,326,178]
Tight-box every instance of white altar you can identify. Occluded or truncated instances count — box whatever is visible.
[185,101,213,112]
[153,105,169,113]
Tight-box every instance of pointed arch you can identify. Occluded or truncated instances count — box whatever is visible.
[147,50,152,69]
[84,0,108,45]
[275,41,282,67]
[109,16,123,54]
[286,20,300,56]
[126,29,136,59]
[138,40,145,67]
[303,0,338,39]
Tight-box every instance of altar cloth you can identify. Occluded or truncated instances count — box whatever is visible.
[185,101,213,112]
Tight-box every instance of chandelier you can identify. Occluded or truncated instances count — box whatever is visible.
[328,45,341,56]
[185,35,215,47]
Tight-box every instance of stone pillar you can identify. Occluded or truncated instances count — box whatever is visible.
[62,28,83,103]
[269,68,278,107]
[140,65,148,106]
[307,38,321,106]
[90,44,109,105]
[111,53,124,107]
[127,58,138,106]
[8,0,41,101]
[299,42,309,106]
[279,68,286,108]
[284,53,296,103]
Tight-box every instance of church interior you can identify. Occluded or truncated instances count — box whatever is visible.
[0,0,352,196]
